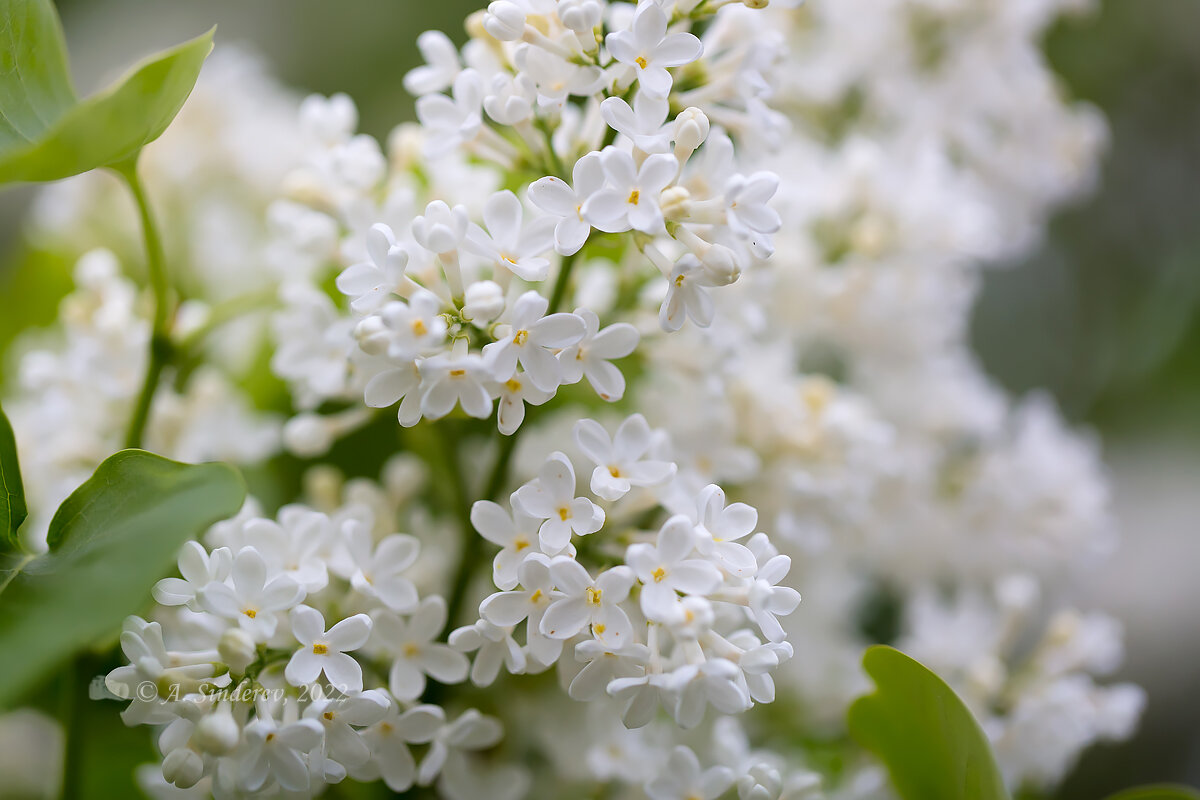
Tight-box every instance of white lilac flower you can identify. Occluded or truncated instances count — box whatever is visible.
[748,555,802,643]
[464,190,556,282]
[285,605,373,692]
[411,200,470,255]
[626,515,722,623]
[371,290,448,361]
[513,44,603,110]
[303,689,390,780]
[669,658,753,729]
[540,558,635,646]
[478,553,561,666]
[481,291,586,391]
[584,148,679,234]
[568,639,649,702]
[343,525,421,612]
[493,371,555,436]
[418,343,493,421]
[646,745,735,800]
[199,547,305,641]
[556,309,639,402]
[351,702,445,792]
[448,619,527,687]
[606,2,704,98]
[336,223,412,313]
[660,253,717,331]
[574,414,675,501]
[601,92,672,154]
[470,499,554,590]
[373,597,470,700]
[692,484,759,577]
[511,451,605,553]
[416,69,484,157]
[239,715,324,793]
[528,152,611,255]
[416,709,504,787]
[724,172,782,258]
[404,30,461,95]
[152,541,232,609]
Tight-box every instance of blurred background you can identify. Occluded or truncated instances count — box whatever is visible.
[0,0,1196,796]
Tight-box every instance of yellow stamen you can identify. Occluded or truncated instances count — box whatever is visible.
[651,567,667,583]
[514,329,529,345]
[243,608,257,619]
[530,589,544,603]
[449,368,466,377]
[586,587,602,606]
[558,507,571,521]
[608,466,621,478]
[505,378,523,392]
[403,642,420,658]
[411,318,427,336]
[312,643,328,655]
[627,189,640,205]
[635,56,648,69]
[514,536,531,551]
[593,623,607,635]
[323,711,335,721]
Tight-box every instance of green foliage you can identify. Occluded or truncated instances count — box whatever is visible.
[848,645,1011,800]
[0,450,245,707]
[1103,787,1200,800]
[0,0,214,185]
[0,403,27,550]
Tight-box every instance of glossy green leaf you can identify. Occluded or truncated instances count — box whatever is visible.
[848,645,1011,800]
[0,16,214,184]
[1104,786,1200,800]
[0,404,27,550]
[0,0,77,152]
[0,450,244,707]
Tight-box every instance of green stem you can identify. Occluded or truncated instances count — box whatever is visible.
[548,251,580,314]
[117,159,174,450]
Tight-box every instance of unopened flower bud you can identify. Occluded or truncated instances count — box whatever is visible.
[559,0,603,32]
[354,315,390,355]
[674,107,710,152]
[463,280,505,324]
[218,628,257,675]
[194,709,241,755]
[162,748,204,789]
[284,413,334,457]
[484,1,526,40]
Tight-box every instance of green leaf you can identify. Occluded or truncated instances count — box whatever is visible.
[0,10,214,185]
[0,404,27,550]
[1104,787,1200,800]
[848,645,1011,800]
[0,0,77,152]
[0,450,244,707]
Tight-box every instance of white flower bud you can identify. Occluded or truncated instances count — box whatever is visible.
[698,243,741,286]
[463,280,506,324]
[559,0,603,32]
[283,414,334,457]
[194,710,241,756]
[354,315,390,355]
[484,1,526,41]
[674,107,710,152]
[218,628,257,675]
[162,748,204,789]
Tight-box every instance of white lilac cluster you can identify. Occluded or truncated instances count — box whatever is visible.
[101,415,799,798]
[0,0,1145,798]
[456,415,799,731]
[103,492,522,798]
[263,0,782,452]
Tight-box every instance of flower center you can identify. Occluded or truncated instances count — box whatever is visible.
[627,189,640,205]
[558,506,572,521]
[411,318,427,336]
[505,378,522,393]
[514,536,531,551]
[312,643,329,655]
[449,368,466,377]
[243,608,257,619]
[593,622,607,635]
[514,329,529,345]
[530,589,544,603]
[586,587,602,606]
[403,642,420,658]
[323,711,335,721]
[651,567,667,583]
[635,55,648,69]
[608,465,621,478]
[675,274,686,287]
[265,733,276,743]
